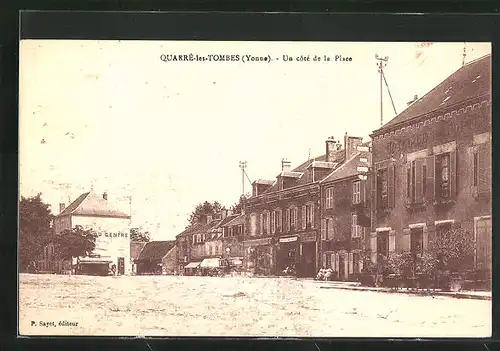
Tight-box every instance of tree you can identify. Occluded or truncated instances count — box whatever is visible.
[230,195,246,214]
[430,226,474,273]
[186,201,225,227]
[52,225,98,262]
[19,193,54,272]
[130,228,150,242]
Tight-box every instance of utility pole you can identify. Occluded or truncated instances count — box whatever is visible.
[462,42,467,67]
[239,161,247,197]
[375,54,389,127]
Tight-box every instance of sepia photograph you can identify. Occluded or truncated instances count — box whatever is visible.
[18,40,491,337]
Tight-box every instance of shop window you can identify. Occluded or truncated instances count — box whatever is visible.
[325,187,334,208]
[410,228,423,255]
[352,181,361,204]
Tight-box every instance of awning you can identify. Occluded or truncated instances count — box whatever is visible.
[79,257,112,264]
[230,257,243,265]
[184,261,201,269]
[200,258,221,268]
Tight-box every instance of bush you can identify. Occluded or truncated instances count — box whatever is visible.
[430,227,474,273]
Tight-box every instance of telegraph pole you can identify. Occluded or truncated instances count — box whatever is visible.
[462,42,467,67]
[375,54,389,127]
[239,161,247,197]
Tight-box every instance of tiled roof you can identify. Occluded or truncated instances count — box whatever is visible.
[136,241,176,261]
[321,147,372,184]
[130,241,148,261]
[374,54,491,133]
[223,214,245,226]
[56,190,130,219]
[253,179,274,185]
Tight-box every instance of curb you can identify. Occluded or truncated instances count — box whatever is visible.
[319,285,491,300]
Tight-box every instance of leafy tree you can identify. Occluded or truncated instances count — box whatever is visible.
[130,228,151,242]
[430,226,474,273]
[230,195,247,214]
[186,201,225,227]
[52,225,98,262]
[19,193,54,271]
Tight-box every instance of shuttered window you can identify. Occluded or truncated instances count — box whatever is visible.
[352,181,361,204]
[477,143,491,196]
[285,209,290,232]
[301,206,307,229]
[327,218,334,240]
[271,211,276,234]
[325,187,334,208]
[476,217,492,271]
[321,219,327,240]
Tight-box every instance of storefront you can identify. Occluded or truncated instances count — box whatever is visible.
[183,261,201,276]
[276,232,317,278]
[78,256,113,276]
[244,238,273,275]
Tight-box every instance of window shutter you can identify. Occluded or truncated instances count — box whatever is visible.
[322,253,326,267]
[405,162,412,205]
[402,228,411,252]
[348,252,354,274]
[321,219,326,240]
[450,150,457,198]
[343,253,349,279]
[311,205,315,228]
[328,219,334,240]
[302,206,306,229]
[415,158,424,204]
[335,253,340,272]
[422,226,428,252]
[478,143,491,196]
[426,156,435,201]
[372,170,378,210]
[370,233,377,263]
[388,165,395,208]
[389,230,396,252]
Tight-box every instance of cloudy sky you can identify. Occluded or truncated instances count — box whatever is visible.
[19,41,491,240]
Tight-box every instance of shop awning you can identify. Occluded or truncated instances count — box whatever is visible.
[200,258,221,268]
[79,257,112,264]
[184,261,201,268]
[230,257,243,265]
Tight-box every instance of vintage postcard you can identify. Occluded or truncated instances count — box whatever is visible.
[18,40,492,337]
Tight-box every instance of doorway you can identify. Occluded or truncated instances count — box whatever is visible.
[117,257,125,275]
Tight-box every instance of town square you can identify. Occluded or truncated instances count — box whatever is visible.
[19,40,491,337]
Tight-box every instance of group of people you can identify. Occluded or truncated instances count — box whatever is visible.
[316,268,334,281]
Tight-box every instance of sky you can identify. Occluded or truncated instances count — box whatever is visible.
[19,41,491,240]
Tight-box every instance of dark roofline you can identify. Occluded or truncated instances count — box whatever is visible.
[371,93,490,137]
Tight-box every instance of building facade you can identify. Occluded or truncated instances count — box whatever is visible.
[243,136,363,278]
[134,241,177,275]
[319,135,372,281]
[52,190,132,275]
[369,55,491,274]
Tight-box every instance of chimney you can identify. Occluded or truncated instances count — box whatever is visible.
[103,192,108,200]
[407,94,418,107]
[325,136,339,162]
[59,203,66,213]
[281,158,291,172]
[344,133,363,160]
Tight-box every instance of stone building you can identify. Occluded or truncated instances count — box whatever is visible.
[243,135,363,278]
[369,54,491,274]
[319,135,372,281]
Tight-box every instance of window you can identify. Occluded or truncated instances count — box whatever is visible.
[261,211,270,235]
[285,209,290,232]
[304,204,314,229]
[325,218,334,240]
[271,211,276,234]
[422,164,427,196]
[325,187,334,208]
[436,222,452,237]
[290,207,298,230]
[436,153,450,199]
[377,231,389,258]
[473,152,479,186]
[351,213,361,238]
[410,228,423,255]
[352,181,361,204]
[326,253,332,268]
[476,217,491,270]
[378,169,389,208]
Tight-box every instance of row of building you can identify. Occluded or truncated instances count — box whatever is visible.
[36,55,491,281]
[175,54,492,280]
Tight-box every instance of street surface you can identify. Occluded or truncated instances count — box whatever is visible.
[19,274,491,337]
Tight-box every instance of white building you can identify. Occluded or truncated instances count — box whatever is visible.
[51,189,132,275]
